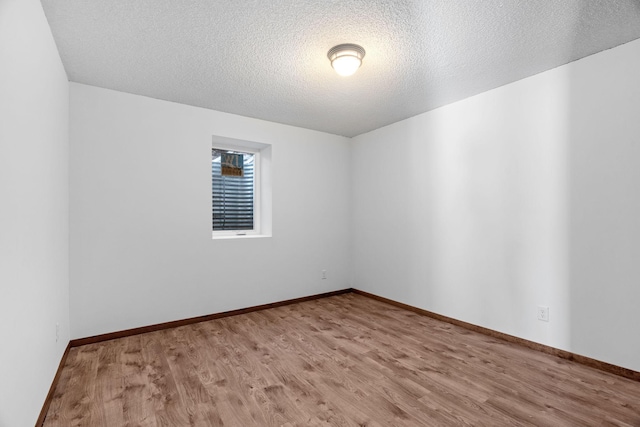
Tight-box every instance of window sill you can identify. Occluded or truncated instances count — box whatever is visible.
[211,233,272,240]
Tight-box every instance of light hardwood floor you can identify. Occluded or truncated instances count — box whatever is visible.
[44,293,640,426]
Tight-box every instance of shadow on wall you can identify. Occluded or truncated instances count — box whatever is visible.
[566,36,640,371]
[423,60,572,350]
[397,5,640,371]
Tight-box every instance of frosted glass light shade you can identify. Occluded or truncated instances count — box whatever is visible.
[331,55,361,76]
[327,44,365,77]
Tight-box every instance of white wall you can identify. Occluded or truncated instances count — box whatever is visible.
[69,83,351,339]
[351,38,640,372]
[0,0,70,425]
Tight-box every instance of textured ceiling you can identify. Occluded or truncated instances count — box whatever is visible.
[41,0,640,137]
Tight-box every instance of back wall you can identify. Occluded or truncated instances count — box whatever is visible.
[70,83,351,339]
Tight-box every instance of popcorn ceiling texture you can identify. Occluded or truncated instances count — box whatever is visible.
[41,0,640,137]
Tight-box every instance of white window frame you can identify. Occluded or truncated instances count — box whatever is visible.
[211,135,271,239]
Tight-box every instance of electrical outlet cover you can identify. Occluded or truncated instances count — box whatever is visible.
[537,306,549,322]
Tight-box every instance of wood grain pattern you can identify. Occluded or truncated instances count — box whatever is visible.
[352,289,640,382]
[70,289,351,347]
[43,294,640,426]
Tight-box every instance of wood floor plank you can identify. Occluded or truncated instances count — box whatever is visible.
[44,293,640,426]
[86,341,125,426]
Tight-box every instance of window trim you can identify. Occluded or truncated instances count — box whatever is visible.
[211,135,271,239]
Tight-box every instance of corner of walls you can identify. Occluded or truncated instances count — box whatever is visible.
[0,0,70,425]
[350,38,640,372]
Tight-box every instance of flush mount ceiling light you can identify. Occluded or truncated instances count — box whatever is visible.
[327,44,366,77]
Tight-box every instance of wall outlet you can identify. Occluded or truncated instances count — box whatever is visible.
[321,269,327,280]
[56,323,60,342]
[537,306,549,322]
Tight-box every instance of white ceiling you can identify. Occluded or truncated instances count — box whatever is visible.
[41,0,640,137]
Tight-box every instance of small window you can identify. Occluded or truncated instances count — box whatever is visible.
[212,147,259,235]
[211,136,271,238]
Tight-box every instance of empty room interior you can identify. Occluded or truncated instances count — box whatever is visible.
[2,0,640,426]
